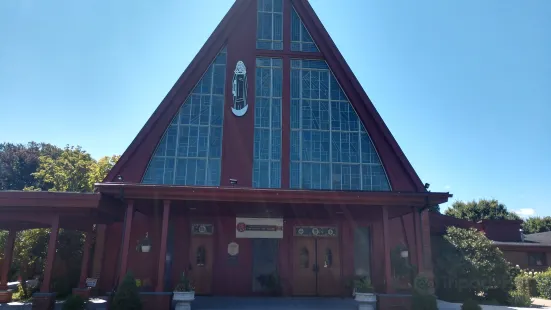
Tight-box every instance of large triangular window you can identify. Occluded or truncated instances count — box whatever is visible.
[290,59,391,191]
[291,7,319,53]
[142,48,227,186]
[257,0,283,50]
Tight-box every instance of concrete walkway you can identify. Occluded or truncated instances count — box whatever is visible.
[532,298,551,309]
[0,297,357,310]
[191,297,357,310]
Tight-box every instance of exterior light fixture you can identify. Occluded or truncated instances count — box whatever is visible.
[116,175,124,182]
[229,179,238,186]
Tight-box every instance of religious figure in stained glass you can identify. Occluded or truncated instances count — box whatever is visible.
[232,61,248,117]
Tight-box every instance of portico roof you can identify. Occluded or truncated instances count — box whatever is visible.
[95,182,451,207]
[0,191,122,230]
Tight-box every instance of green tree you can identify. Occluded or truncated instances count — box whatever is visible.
[33,145,96,192]
[522,216,551,234]
[432,227,513,303]
[90,155,120,185]
[0,142,62,191]
[444,199,520,222]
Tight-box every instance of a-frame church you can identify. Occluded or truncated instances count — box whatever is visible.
[0,0,451,308]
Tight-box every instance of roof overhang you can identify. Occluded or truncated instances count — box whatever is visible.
[493,241,551,251]
[0,191,122,230]
[95,182,451,207]
[0,191,100,209]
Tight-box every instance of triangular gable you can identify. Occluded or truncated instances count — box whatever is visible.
[291,0,425,191]
[106,0,425,192]
[105,1,252,184]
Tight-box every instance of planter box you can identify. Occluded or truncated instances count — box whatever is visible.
[173,291,194,310]
[141,245,151,253]
[173,291,195,301]
[32,292,56,310]
[355,292,376,303]
[72,287,91,300]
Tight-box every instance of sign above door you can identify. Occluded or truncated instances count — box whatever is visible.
[236,217,283,239]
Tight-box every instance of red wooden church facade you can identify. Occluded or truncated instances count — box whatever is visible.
[0,0,451,307]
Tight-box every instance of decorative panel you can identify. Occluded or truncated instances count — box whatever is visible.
[191,224,214,236]
[257,0,283,50]
[142,48,227,185]
[290,59,391,191]
[291,7,319,52]
[253,57,282,188]
[294,226,338,237]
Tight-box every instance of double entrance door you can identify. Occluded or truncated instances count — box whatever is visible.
[292,227,341,296]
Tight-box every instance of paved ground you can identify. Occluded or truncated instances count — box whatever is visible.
[532,298,551,309]
[191,297,357,310]
[0,297,358,310]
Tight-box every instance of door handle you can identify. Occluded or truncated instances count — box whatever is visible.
[312,264,319,273]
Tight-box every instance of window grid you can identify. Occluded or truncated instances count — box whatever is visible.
[290,7,319,53]
[257,0,283,50]
[253,57,282,188]
[290,59,391,191]
[142,48,227,186]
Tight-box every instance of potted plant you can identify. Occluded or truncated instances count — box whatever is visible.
[139,232,151,253]
[173,272,194,306]
[354,277,376,310]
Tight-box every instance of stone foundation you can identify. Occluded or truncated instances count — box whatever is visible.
[72,287,91,300]
[32,292,56,310]
[0,290,13,303]
[378,293,412,310]
[139,292,172,310]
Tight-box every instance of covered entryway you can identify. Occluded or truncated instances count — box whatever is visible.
[0,191,122,308]
[292,228,341,296]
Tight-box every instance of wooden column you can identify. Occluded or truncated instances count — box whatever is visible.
[0,229,16,290]
[78,226,94,287]
[382,206,392,293]
[119,200,135,282]
[156,200,171,292]
[413,208,423,273]
[91,224,107,278]
[41,216,60,292]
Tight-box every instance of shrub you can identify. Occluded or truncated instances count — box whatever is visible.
[515,272,538,297]
[412,274,437,310]
[111,272,142,310]
[461,299,481,310]
[412,292,438,310]
[509,290,531,307]
[535,269,551,299]
[432,228,512,302]
[485,288,509,305]
[12,281,39,301]
[62,295,86,310]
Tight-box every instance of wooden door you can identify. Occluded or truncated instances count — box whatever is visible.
[188,236,213,295]
[316,237,341,296]
[292,237,316,296]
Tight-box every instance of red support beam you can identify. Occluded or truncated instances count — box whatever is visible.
[156,200,171,292]
[414,209,423,273]
[0,229,16,290]
[119,201,134,282]
[41,216,60,292]
[382,206,392,293]
[79,226,94,287]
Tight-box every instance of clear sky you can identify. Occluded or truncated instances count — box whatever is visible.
[1,0,550,216]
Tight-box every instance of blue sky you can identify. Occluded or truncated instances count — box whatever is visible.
[1,0,550,216]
